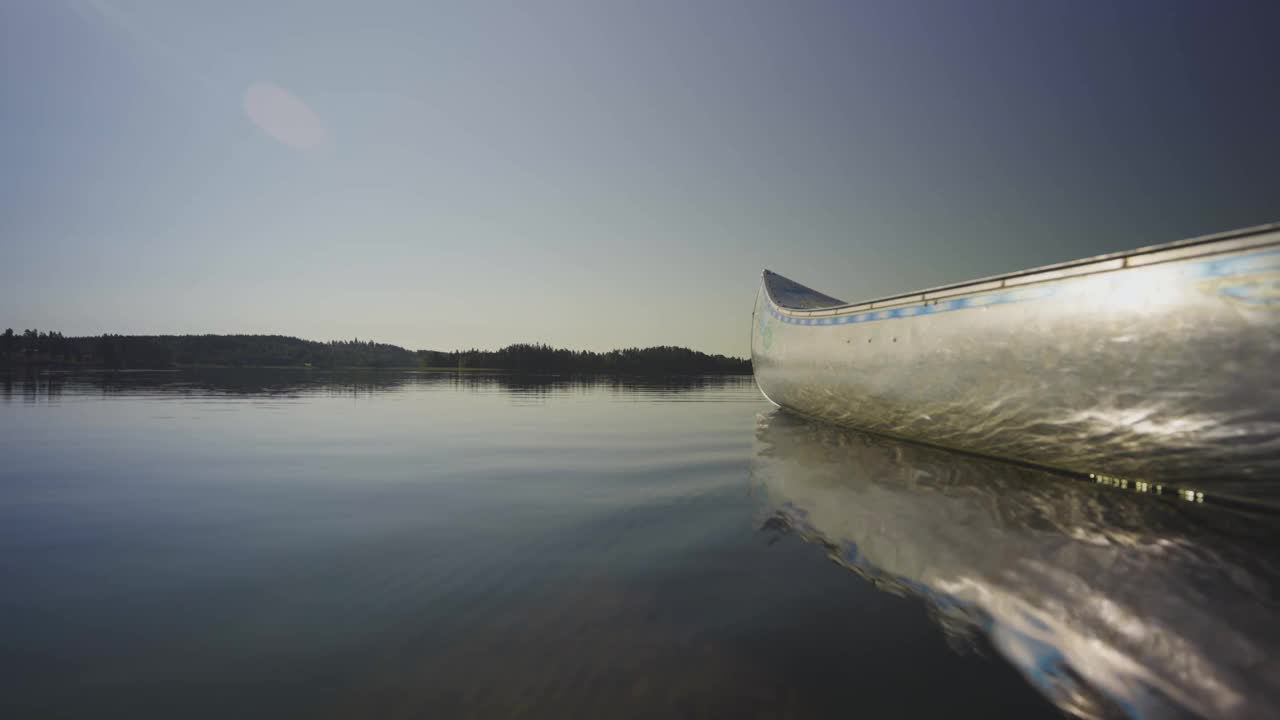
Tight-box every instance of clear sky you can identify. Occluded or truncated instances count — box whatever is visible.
[3,1,1278,356]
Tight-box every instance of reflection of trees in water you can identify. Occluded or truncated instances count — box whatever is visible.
[1,369,754,400]
[448,372,752,395]
[0,370,64,404]
[753,411,1280,720]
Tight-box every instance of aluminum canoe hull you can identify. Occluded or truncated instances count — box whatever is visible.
[751,223,1280,488]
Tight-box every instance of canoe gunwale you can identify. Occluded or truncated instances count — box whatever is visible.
[763,222,1280,316]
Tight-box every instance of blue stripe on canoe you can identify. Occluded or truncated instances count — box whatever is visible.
[1195,247,1280,277]
[768,286,1054,325]
[767,246,1280,326]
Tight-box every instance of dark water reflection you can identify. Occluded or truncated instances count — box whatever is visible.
[0,368,750,401]
[2,369,1274,718]
[754,412,1280,720]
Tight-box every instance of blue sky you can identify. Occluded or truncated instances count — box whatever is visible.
[3,1,1278,355]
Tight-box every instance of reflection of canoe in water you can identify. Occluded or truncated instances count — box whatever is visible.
[753,411,1280,720]
[751,223,1280,499]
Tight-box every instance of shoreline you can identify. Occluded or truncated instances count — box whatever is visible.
[1,364,753,377]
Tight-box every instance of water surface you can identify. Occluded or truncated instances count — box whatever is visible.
[2,370,1276,718]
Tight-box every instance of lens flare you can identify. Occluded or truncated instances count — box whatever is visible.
[243,82,327,151]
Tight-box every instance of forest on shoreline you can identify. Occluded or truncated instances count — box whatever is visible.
[0,330,751,375]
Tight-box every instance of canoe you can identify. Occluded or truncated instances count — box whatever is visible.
[752,411,1280,720]
[751,222,1280,492]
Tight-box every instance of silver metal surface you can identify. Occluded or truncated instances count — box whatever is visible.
[751,223,1280,494]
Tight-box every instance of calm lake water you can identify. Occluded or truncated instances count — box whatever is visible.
[3,370,1278,719]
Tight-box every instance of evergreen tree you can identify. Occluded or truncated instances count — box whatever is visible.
[98,335,121,369]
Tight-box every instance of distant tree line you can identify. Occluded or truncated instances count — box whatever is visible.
[1,331,751,375]
[424,343,750,375]
[1,329,82,363]
[0,331,420,369]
